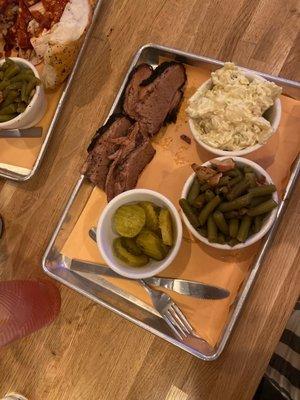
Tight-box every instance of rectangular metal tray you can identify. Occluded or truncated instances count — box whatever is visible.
[0,0,103,182]
[42,44,300,360]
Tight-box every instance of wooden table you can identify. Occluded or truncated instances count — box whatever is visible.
[0,1,299,399]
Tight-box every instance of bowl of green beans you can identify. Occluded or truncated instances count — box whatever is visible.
[180,157,279,250]
[0,57,46,130]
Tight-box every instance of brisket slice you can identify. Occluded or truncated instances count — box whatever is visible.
[82,114,132,188]
[165,88,184,124]
[123,61,186,137]
[105,123,156,201]
[123,63,153,120]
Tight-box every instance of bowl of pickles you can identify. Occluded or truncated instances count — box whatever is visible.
[0,57,46,129]
[97,189,182,279]
[180,157,279,250]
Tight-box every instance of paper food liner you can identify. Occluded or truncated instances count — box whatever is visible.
[62,64,300,346]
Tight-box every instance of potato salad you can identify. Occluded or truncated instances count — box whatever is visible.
[186,63,282,151]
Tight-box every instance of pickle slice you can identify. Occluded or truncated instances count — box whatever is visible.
[121,237,142,256]
[136,230,166,261]
[113,204,146,238]
[113,238,148,267]
[159,208,173,246]
[139,201,159,231]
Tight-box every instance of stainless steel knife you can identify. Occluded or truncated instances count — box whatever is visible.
[0,127,43,138]
[70,259,230,300]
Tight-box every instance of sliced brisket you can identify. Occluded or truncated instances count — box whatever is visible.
[123,63,153,120]
[105,123,156,201]
[82,114,132,188]
[123,61,186,137]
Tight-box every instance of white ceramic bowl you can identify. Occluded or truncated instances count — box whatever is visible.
[0,57,46,130]
[97,189,183,279]
[188,68,281,157]
[181,157,278,250]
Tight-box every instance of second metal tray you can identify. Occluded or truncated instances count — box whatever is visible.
[0,0,103,182]
[42,44,300,360]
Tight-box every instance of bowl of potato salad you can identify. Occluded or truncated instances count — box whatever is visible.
[187,63,282,156]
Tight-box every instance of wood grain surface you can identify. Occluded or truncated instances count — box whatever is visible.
[0,0,299,399]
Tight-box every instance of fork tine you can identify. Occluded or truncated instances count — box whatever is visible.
[165,310,187,338]
[162,314,184,340]
[171,303,194,333]
[169,307,191,335]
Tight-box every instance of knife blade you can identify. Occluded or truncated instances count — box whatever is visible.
[0,127,43,138]
[70,259,230,300]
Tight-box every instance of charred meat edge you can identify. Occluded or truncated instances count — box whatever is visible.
[87,113,132,153]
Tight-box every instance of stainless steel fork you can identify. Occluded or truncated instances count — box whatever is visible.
[139,279,194,340]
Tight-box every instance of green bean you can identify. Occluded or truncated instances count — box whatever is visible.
[245,172,256,188]
[4,64,20,79]
[1,58,14,71]
[229,218,239,238]
[237,215,252,242]
[247,199,278,217]
[248,184,276,198]
[187,178,201,204]
[0,80,10,90]
[224,168,240,177]
[227,171,243,188]
[218,193,252,212]
[198,195,221,226]
[216,233,226,244]
[10,70,34,83]
[250,195,271,207]
[213,211,229,235]
[238,207,248,216]
[228,238,239,247]
[197,227,207,238]
[217,175,231,187]
[199,182,210,193]
[179,199,200,229]
[0,114,17,122]
[1,90,18,108]
[21,81,27,102]
[25,76,40,100]
[205,189,215,202]
[227,179,250,201]
[207,215,218,243]
[253,215,264,233]
[7,81,23,91]
[0,103,18,115]
[223,211,240,219]
[192,194,206,209]
[217,186,229,195]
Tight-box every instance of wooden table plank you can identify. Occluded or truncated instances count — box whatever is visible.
[0,0,299,399]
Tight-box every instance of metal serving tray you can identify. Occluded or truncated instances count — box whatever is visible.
[42,44,300,360]
[0,0,103,182]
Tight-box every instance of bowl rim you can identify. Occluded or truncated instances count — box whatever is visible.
[181,156,279,250]
[188,68,282,157]
[96,188,183,279]
[0,57,42,128]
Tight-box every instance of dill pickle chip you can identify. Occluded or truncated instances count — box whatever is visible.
[113,238,148,267]
[121,237,143,256]
[136,230,166,261]
[113,204,146,237]
[159,208,173,246]
[139,201,159,231]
